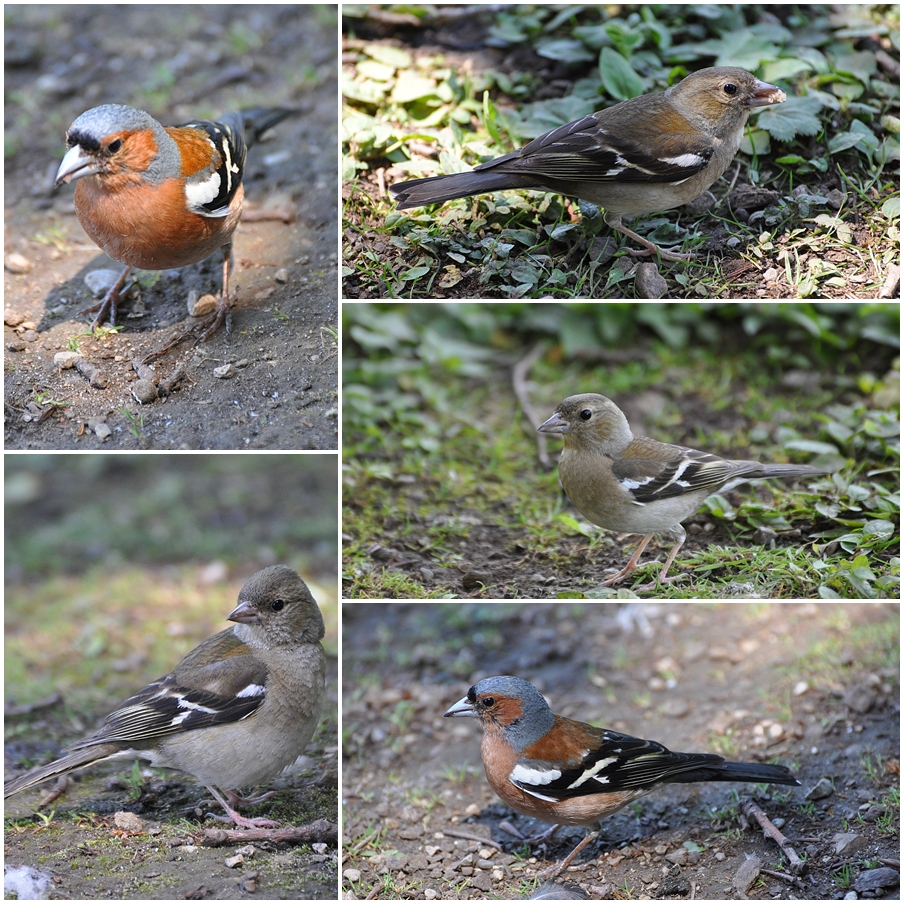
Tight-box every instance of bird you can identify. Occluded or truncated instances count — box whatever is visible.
[55,104,293,336]
[537,393,824,586]
[444,675,800,874]
[390,67,785,260]
[4,565,326,829]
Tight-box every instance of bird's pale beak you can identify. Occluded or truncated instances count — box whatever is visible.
[747,80,786,107]
[227,601,261,625]
[55,144,100,186]
[537,412,570,435]
[443,695,477,718]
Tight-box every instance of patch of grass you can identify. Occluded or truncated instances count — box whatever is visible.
[832,863,854,889]
[784,615,899,688]
[437,763,479,784]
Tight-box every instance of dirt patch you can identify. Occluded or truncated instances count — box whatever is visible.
[4,5,337,449]
[342,603,899,899]
[347,503,827,600]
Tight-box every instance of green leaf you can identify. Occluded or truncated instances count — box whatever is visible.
[536,38,595,63]
[862,520,896,538]
[833,50,879,85]
[762,59,813,81]
[598,47,644,101]
[399,266,430,281]
[517,96,599,139]
[827,131,866,155]
[390,73,439,104]
[693,29,782,70]
[740,128,772,155]
[365,44,412,69]
[784,439,838,454]
[756,95,824,142]
[356,60,396,82]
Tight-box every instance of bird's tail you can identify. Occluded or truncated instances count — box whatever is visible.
[4,746,115,798]
[748,463,825,480]
[671,759,800,787]
[390,170,534,209]
[235,108,296,148]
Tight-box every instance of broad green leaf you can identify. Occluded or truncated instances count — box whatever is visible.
[390,74,438,104]
[598,47,644,100]
[756,95,824,142]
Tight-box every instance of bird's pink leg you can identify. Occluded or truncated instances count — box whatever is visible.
[203,785,278,829]
[600,535,653,586]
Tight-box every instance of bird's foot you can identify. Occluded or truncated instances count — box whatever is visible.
[634,572,689,593]
[600,567,637,587]
[206,808,279,829]
[203,785,279,829]
[628,246,694,262]
[538,831,598,878]
[198,292,233,340]
[80,294,115,330]
[80,266,133,332]
[222,789,277,807]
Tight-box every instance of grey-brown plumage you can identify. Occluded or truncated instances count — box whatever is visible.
[5,565,326,828]
[390,68,785,260]
[538,393,824,585]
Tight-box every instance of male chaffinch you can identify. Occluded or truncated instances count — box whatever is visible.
[537,393,824,586]
[55,104,293,336]
[445,676,800,872]
[5,565,326,829]
[390,67,786,260]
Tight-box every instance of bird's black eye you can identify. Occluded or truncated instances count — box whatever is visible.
[107,138,123,153]
[271,598,285,612]
[723,82,738,96]
[580,408,592,421]
[481,696,495,708]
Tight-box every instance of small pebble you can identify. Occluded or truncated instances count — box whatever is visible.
[84,268,122,296]
[54,352,80,369]
[189,292,217,316]
[5,252,33,274]
[131,380,158,404]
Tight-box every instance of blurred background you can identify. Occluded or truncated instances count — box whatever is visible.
[5,453,338,707]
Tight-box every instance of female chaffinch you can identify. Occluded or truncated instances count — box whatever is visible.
[445,676,799,873]
[390,67,786,260]
[5,566,326,829]
[55,104,293,336]
[537,393,824,586]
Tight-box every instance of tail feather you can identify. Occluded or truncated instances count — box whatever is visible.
[4,745,120,798]
[390,170,535,209]
[669,759,800,787]
[236,108,296,148]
